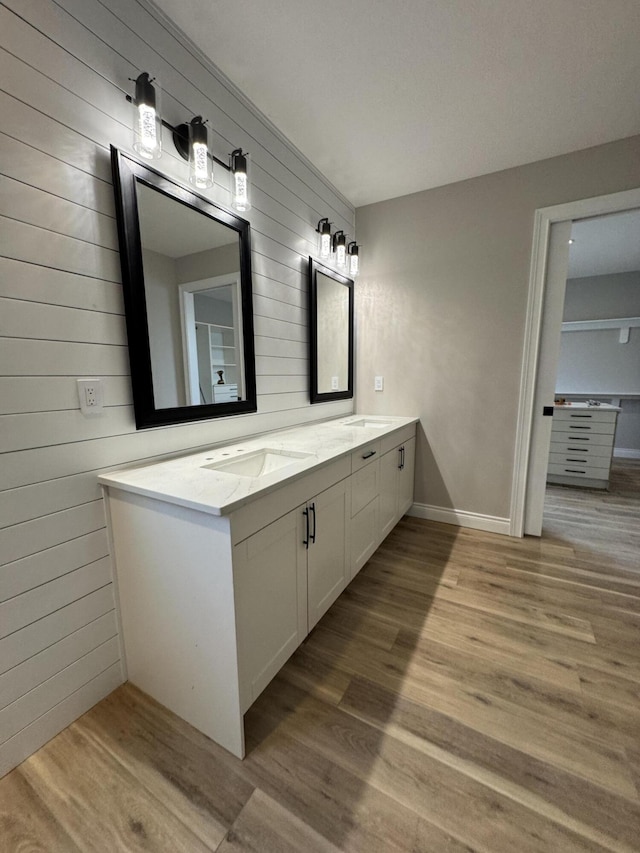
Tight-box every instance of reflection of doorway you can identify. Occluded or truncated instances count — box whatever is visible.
[179,274,244,405]
[511,186,640,537]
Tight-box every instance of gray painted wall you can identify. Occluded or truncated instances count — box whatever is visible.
[0,0,354,776]
[355,136,640,521]
[563,271,640,321]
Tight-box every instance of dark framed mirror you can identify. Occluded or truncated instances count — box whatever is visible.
[309,257,354,403]
[111,147,257,429]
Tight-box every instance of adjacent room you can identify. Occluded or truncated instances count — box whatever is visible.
[1,1,639,850]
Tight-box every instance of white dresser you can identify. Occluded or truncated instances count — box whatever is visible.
[547,403,620,489]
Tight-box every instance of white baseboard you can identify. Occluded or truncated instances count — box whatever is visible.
[408,502,511,536]
[614,448,640,459]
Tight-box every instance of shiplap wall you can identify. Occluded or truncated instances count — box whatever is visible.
[0,0,355,776]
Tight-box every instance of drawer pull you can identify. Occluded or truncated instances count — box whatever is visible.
[310,501,316,544]
[566,458,587,463]
[565,468,586,474]
[567,447,588,451]
[569,425,591,430]
[302,507,310,549]
[362,450,377,459]
[564,436,588,441]
[570,414,592,418]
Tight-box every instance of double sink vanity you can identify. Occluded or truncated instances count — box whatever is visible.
[106,148,412,758]
[99,415,416,758]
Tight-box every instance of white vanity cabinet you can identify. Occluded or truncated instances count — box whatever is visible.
[99,416,416,760]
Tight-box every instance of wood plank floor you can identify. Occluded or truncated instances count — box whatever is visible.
[2,460,639,852]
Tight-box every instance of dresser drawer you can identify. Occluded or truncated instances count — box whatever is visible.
[551,419,616,438]
[550,439,612,459]
[553,408,618,425]
[549,452,612,472]
[548,461,611,480]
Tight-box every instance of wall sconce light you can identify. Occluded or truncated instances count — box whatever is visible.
[231,149,251,211]
[316,218,332,259]
[332,230,347,269]
[172,116,213,189]
[348,241,360,277]
[131,72,162,160]
[126,72,252,208]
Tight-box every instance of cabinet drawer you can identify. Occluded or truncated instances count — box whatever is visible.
[351,459,380,517]
[547,461,611,479]
[549,428,614,447]
[553,408,617,425]
[351,441,381,473]
[551,420,616,437]
[549,452,612,473]
[549,439,612,458]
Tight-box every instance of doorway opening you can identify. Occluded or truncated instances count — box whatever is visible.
[511,187,640,538]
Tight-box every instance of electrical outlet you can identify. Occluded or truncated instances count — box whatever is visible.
[331,376,339,390]
[77,378,104,414]
[374,375,384,391]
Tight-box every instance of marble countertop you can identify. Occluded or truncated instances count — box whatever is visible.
[554,402,621,412]
[98,415,418,516]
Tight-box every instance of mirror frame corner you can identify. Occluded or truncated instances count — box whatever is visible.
[110,146,257,429]
[308,256,354,404]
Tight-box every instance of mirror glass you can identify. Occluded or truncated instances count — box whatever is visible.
[111,148,256,428]
[309,258,354,403]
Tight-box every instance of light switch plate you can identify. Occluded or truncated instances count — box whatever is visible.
[331,376,339,390]
[374,375,384,391]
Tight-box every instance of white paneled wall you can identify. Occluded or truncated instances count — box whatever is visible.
[0,0,355,776]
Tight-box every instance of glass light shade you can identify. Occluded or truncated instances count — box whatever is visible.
[348,242,359,276]
[132,73,162,160]
[188,118,213,189]
[231,149,251,211]
[333,231,347,269]
[317,218,332,259]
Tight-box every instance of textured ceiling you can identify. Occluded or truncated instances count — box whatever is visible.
[151,0,640,207]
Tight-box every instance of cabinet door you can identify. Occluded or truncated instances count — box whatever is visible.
[307,478,350,630]
[398,437,416,518]
[234,509,307,713]
[351,496,379,579]
[379,446,401,539]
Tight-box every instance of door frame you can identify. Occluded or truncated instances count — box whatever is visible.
[509,186,640,537]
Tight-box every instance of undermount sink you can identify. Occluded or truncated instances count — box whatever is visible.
[343,418,393,428]
[202,448,312,478]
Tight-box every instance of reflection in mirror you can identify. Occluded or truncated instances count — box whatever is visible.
[309,258,354,403]
[316,272,349,393]
[137,185,245,409]
[111,147,256,429]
